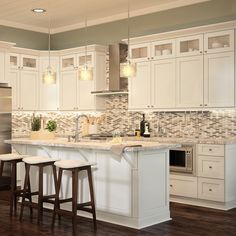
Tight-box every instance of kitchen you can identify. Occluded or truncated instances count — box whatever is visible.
[0,0,236,235]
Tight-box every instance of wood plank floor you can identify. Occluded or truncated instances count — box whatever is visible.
[0,201,236,236]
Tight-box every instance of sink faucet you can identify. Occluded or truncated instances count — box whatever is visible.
[74,114,89,142]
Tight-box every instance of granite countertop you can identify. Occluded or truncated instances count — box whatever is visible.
[5,138,180,152]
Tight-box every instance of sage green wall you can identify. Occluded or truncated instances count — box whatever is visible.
[0,25,48,50]
[51,0,236,50]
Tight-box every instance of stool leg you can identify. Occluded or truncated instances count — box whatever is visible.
[38,165,44,225]
[52,168,62,227]
[10,161,17,217]
[20,164,30,222]
[0,160,4,177]
[87,167,97,230]
[27,173,33,218]
[72,169,78,236]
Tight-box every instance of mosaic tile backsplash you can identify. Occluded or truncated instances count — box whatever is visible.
[12,94,236,139]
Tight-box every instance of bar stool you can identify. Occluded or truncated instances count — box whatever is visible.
[0,153,30,216]
[52,160,96,236]
[20,156,57,224]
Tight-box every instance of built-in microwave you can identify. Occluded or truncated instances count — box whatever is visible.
[169,145,194,174]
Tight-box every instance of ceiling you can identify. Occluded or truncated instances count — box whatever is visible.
[0,0,210,34]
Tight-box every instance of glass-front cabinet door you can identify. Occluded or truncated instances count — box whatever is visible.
[9,53,20,69]
[204,30,234,54]
[151,39,175,59]
[77,52,94,67]
[176,34,203,57]
[61,55,76,71]
[130,43,150,62]
[21,55,38,71]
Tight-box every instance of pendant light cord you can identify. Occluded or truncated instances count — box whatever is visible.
[85,0,88,68]
[48,0,51,68]
[127,0,130,61]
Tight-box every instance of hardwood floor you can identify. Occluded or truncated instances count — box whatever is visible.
[0,201,235,236]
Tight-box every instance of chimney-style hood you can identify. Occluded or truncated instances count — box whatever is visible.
[91,44,129,95]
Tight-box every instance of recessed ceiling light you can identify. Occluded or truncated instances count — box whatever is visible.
[32,8,46,13]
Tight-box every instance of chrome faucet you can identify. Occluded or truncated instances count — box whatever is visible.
[74,114,89,142]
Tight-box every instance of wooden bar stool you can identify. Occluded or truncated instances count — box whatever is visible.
[52,160,96,236]
[0,153,30,216]
[20,156,57,224]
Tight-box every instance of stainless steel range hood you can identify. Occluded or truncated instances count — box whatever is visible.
[91,44,129,95]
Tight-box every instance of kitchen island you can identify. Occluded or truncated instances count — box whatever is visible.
[5,138,179,229]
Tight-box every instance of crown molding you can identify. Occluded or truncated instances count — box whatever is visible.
[0,0,209,34]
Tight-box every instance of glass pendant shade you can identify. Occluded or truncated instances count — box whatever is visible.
[79,66,93,81]
[120,60,136,78]
[43,66,56,84]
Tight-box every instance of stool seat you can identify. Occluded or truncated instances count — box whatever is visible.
[23,156,57,164]
[0,153,28,161]
[54,160,94,169]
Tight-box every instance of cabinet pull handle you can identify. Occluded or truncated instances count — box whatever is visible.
[200,104,203,106]
[205,51,207,53]
[209,149,212,151]
[200,51,202,53]
[147,105,150,108]
[170,184,173,188]
[209,189,212,192]
[204,104,207,106]
[209,166,212,169]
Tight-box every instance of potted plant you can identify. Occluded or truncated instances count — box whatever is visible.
[30,116,41,139]
[44,120,57,139]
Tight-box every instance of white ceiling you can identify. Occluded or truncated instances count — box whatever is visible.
[0,0,209,34]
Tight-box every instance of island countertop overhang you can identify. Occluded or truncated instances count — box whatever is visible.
[5,138,181,152]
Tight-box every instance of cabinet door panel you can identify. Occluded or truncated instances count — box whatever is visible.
[78,80,95,110]
[176,56,204,108]
[20,71,38,110]
[0,52,5,83]
[39,57,59,110]
[152,59,175,108]
[9,70,20,110]
[128,61,151,110]
[60,71,77,110]
[204,52,234,107]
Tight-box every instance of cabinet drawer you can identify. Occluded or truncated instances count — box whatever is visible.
[197,155,224,179]
[170,175,197,198]
[197,144,224,156]
[198,178,224,202]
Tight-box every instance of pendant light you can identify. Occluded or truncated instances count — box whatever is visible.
[120,0,136,78]
[79,2,93,81]
[42,0,56,84]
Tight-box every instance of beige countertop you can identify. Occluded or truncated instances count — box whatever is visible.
[5,138,180,152]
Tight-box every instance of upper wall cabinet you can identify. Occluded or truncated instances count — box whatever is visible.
[176,34,203,57]
[204,30,234,54]
[60,54,76,71]
[39,56,60,111]
[151,39,176,60]
[60,50,106,111]
[130,43,151,62]
[0,51,6,84]
[10,53,38,71]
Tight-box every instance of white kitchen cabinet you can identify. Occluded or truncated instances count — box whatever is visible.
[151,39,176,60]
[39,56,60,111]
[198,177,225,202]
[9,53,39,111]
[129,59,176,110]
[176,34,203,57]
[204,30,234,54]
[130,43,151,62]
[60,50,106,111]
[0,51,6,83]
[176,55,204,108]
[170,174,197,198]
[204,52,234,107]
[60,54,77,71]
[60,70,78,110]
[152,59,176,108]
[128,61,151,110]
